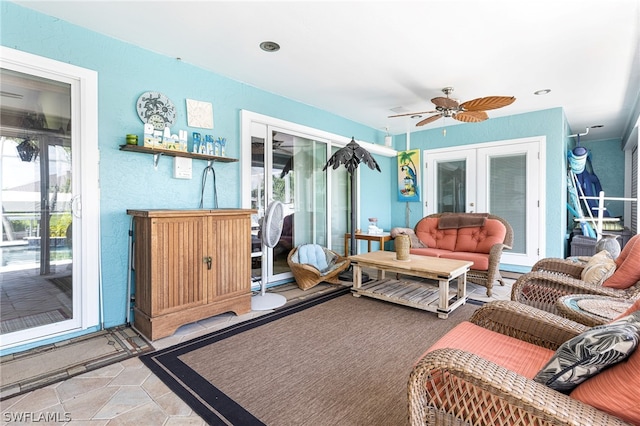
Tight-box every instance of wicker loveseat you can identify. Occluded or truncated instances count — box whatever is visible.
[410,213,513,296]
[408,299,640,425]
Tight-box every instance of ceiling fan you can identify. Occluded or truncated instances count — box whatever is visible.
[389,87,515,126]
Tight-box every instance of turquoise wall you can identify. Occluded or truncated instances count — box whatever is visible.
[580,138,626,218]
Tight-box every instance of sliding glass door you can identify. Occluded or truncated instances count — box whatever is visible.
[1,47,99,351]
[250,127,330,287]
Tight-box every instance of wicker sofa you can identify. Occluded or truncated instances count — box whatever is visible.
[410,213,513,296]
[408,299,640,425]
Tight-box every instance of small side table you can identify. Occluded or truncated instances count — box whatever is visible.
[344,232,392,255]
[556,294,633,327]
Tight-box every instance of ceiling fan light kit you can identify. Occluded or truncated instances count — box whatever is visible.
[389,87,515,127]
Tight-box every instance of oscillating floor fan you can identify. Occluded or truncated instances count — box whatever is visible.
[251,201,287,311]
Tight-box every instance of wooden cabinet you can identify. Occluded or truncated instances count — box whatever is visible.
[127,209,255,340]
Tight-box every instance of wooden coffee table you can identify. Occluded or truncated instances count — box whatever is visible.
[349,251,473,318]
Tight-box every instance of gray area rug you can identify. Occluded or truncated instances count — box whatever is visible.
[142,288,479,425]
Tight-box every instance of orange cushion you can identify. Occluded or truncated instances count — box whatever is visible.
[570,338,640,425]
[613,298,640,321]
[454,219,507,254]
[603,235,640,289]
[414,218,458,251]
[409,247,451,258]
[440,251,490,270]
[614,234,640,268]
[420,321,554,379]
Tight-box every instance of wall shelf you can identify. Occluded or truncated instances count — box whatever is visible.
[119,144,238,163]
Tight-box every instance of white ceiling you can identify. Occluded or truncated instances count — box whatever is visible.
[14,0,640,141]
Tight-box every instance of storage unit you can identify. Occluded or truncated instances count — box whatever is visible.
[570,226,633,257]
[127,209,255,340]
[570,235,597,257]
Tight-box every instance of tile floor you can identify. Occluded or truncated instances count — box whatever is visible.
[1,274,515,425]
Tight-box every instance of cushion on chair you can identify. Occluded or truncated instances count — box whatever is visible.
[613,234,640,268]
[580,250,616,285]
[570,302,640,425]
[453,219,507,254]
[603,235,640,289]
[439,251,490,270]
[297,244,329,272]
[414,218,458,251]
[420,321,554,379]
[409,247,451,258]
[534,312,640,393]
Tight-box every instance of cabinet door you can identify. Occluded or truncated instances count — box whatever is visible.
[150,216,206,316]
[205,215,252,300]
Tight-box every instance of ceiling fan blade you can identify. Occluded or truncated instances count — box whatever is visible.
[454,111,489,123]
[388,110,437,118]
[460,96,515,111]
[431,96,459,109]
[416,114,443,126]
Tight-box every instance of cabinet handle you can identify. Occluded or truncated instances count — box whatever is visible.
[204,256,212,270]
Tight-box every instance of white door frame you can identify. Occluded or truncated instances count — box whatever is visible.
[1,47,100,351]
[423,136,546,267]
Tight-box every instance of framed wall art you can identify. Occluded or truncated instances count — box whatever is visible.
[397,149,421,202]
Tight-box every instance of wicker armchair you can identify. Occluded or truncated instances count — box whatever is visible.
[408,300,633,426]
[511,257,640,316]
[287,244,350,290]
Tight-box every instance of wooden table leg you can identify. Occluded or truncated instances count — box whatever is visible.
[352,263,362,297]
[457,273,467,303]
[437,278,449,319]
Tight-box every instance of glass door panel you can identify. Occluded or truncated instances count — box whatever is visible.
[426,151,475,214]
[477,142,540,266]
[437,160,466,213]
[1,68,74,335]
[250,128,329,287]
[488,154,527,253]
[329,146,349,255]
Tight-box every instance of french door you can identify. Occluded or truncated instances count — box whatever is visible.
[425,138,544,267]
[0,47,99,351]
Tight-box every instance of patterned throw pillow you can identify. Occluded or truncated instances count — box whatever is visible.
[580,250,616,285]
[534,312,640,392]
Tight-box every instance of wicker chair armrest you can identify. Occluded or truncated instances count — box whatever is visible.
[488,243,509,258]
[469,300,587,350]
[531,258,585,278]
[408,348,631,426]
[511,271,630,308]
